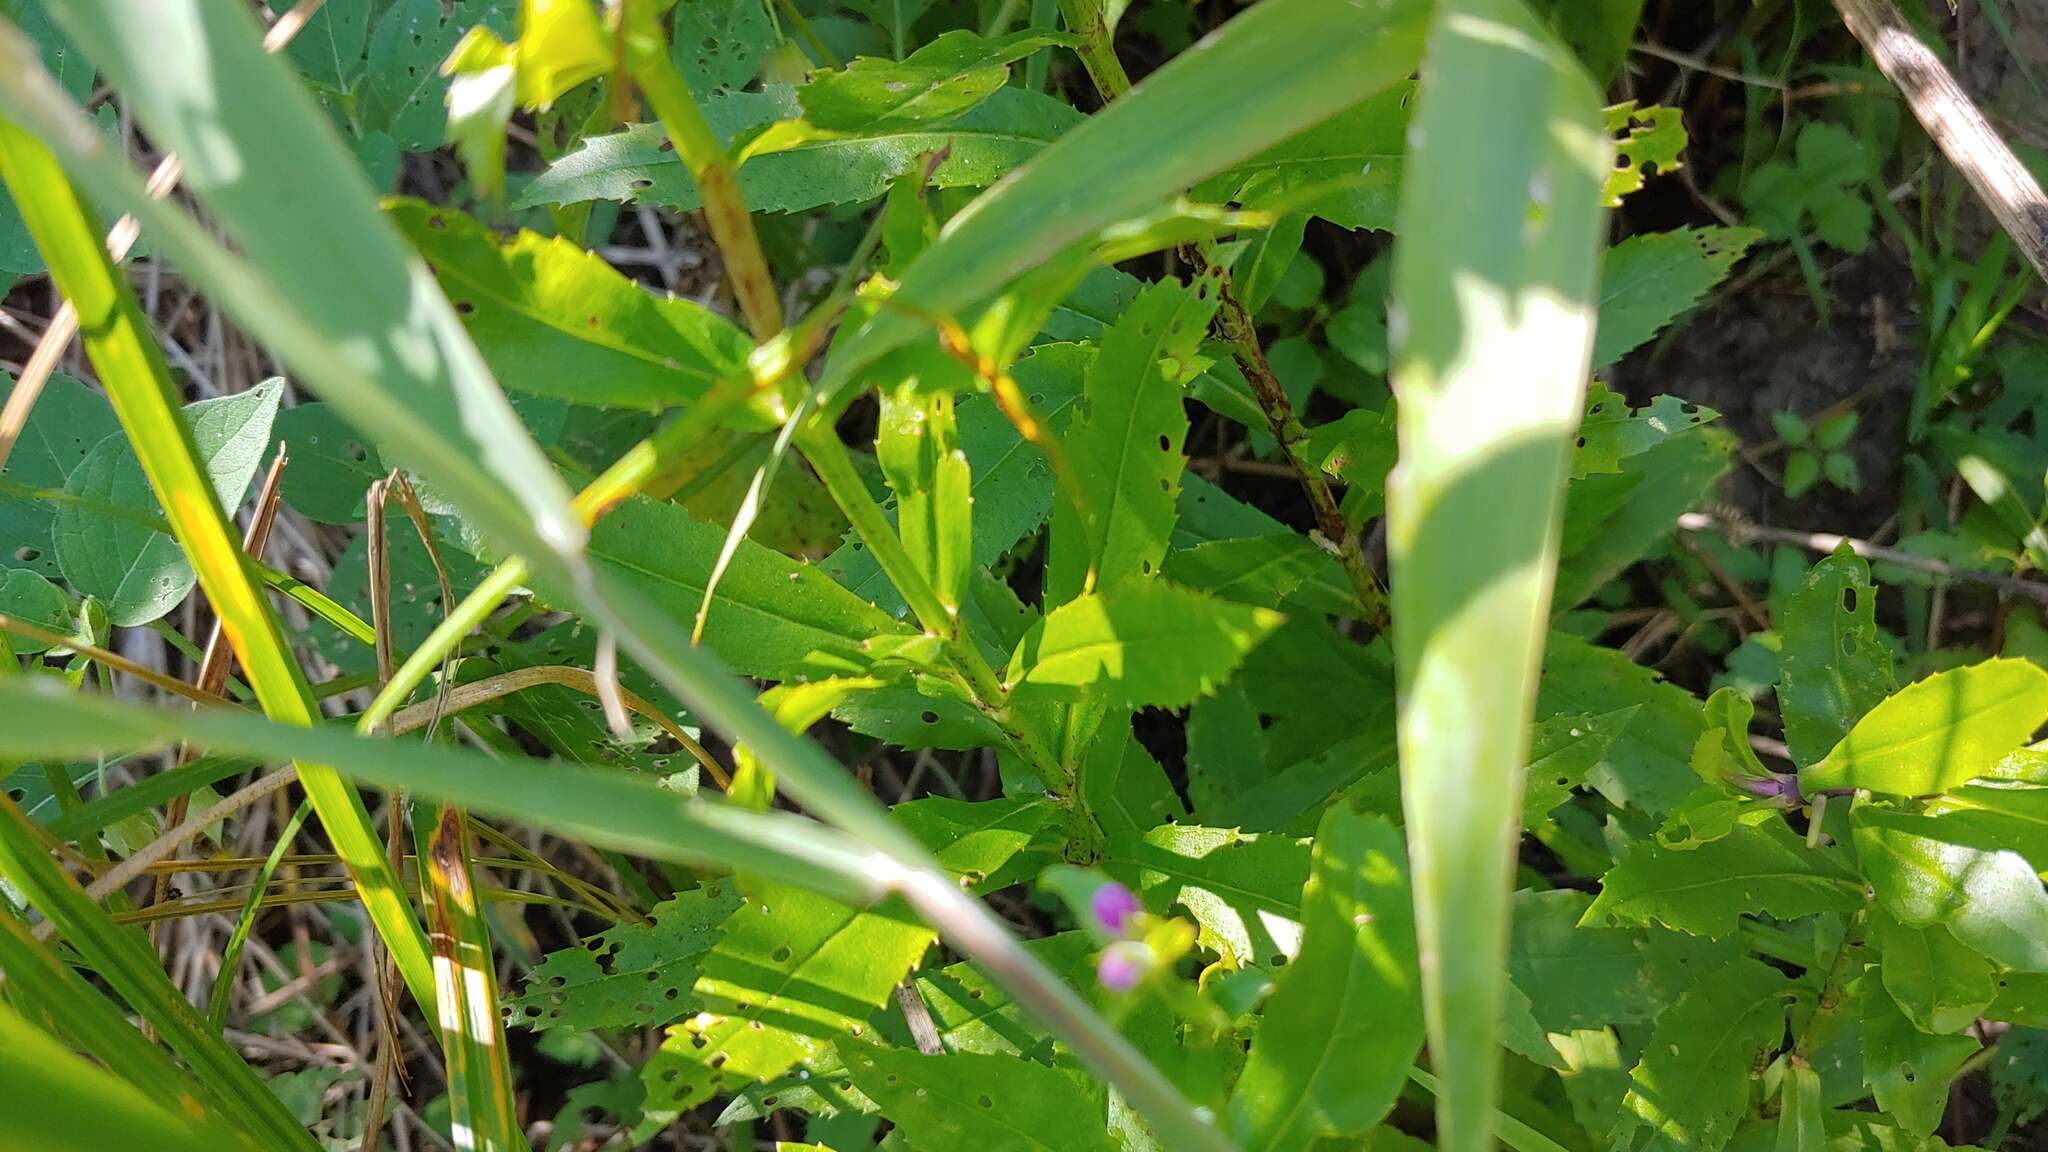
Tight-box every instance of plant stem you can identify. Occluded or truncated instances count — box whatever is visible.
[1056,0,1131,98]
[620,0,783,339]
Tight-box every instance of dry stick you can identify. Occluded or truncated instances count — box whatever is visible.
[0,0,325,473]
[0,615,230,704]
[1675,510,2048,606]
[146,445,290,952]
[1831,0,2048,283]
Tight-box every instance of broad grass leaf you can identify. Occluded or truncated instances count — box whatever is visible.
[1004,580,1282,711]
[1230,806,1422,1151]
[1852,805,2048,972]
[507,883,743,1032]
[1777,550,1895,769]
[53,380,280,626]
[1802,658,2048,797]
[0,1000,245,1152]
[1584,820,1863,937]
[842,1047,1119,1152]
[519,86,1081,214]
[0,372,115,578]
[391,199,754,410]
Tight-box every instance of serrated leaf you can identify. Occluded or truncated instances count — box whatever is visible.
[843,1047,1119,1152]
[271,402,384,524]
[1078,726,1187,839]
[1184,683,1266,822]
[1104,824,1310,969]
[53,380,282,627]
[1622,956,1792,1152]
[1509,889,1656,1032]
[391,200,754,410]
[506,883,743,1032]
[0,373,116,579]
[0,567,70,652]
[1522,707,1633,824]
[890,795,1055,890]
[1199,84,1412,232]
[1588,228,1756,369]
[1777,550,1895,769]
[1801,658,2048,796]
[1554,422,1734,610]
[1231,806,1421,1150]
[1584,820,1862,937]
[639,884,934,1118]
[583,495,913,682]
[1005,580,1283,711]
[1571,384,1718,479]
[1852,805,2048,972]
[519,85,1081,214]
[1173,475,1355,615]
[1162,534,1326,610]
[798,30,1073,132]
[1047,275,1223,600]
[1862,979,1978,1139]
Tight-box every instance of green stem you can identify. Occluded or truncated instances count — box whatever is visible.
[1055,0,1130,98]
[620,0,783,340]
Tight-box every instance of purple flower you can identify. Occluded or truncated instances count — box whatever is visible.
[1090,881,1142,937]
[1097,943,1148,992]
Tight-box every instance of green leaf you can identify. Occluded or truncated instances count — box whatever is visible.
[506,884,743,1032]
[877,384,972,615]
[1047,275,1222,599]
[798,30,1073,132]
[53,379,281,627]
[1591,227,1758,369]
[0,372,115,578]
[1774,1057,1825,1152]
[0,1001,240,1152]
[828,0,1430,381]
[1162,534,1326,610]
[1622,956,1793,1152]
[1231,805,1421,1151]
[1853,804,2048,972]
[1554,420,1734,609]
[390,199,754,410]
[881,931,1096,1057]
[1601,102,1685,206]
[1875,912,1998,1035]
[1571,383,1718,479]
[1005,580,1283,710]
[891,794,1055,890]
[1105,823,1310,969]
[0,567,70,651]
[1584,820,1863,937]
[364,0,511,151]
[1777,549,1895,769]
[1522,707,1634,824]
[271,402,385,524]
[520,85,1081,214]
[1198,85,1412,233]
[638,884,935,1118]
[583,494,913,682]
[1184,683,1266,821]
[284,0,370,95]
[842,1047,1119,1152]
[1076,725,1187,839]
[670,0,774,94]
[1801,658,2048,796]
[1509,888,1656,1032]
[1174,475,1355,616]
[1862,979,1979,1139]
[1537,635,1705,814]
[1529,0,1643,83]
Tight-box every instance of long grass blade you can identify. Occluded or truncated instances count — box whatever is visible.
[1386,4,1610,1150]
[0,113,437,1009]
[423,807,528,1152]
[0,1000,241,1152]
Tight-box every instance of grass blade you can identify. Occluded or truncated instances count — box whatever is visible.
[423,807,528,1152]
[0,1000,240,1152]
[1385,4,1609,1150]
[0,114,437,1010]
[829,0,1429,382]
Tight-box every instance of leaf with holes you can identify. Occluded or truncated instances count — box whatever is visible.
[671,0,776,94]
[1571,384,1718,479]
[53,381,282,627]
[391,199,754,411]
[1776,549,1896,769]
[797,30,1075,133]
[1103,824,1310,970]
[1591,227,1758,369]
[362,0,513,151]
[0,567,70,652]
[1583,820,1863,937]
[1601,102,1684,206]
[507,883,742,1033]
[270,403,383,524]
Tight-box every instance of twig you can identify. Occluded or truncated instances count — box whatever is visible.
[1831,0,2048,283]
[0,0,324,472]
[1630,40,1788,89]
[1675,511,2048,605]
[0,615,232,705]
